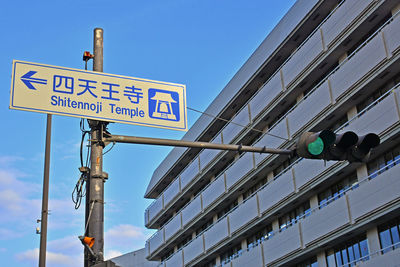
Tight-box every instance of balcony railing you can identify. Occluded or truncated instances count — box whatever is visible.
[154,82,400,265]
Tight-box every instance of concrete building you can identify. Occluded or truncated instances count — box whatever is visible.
[111,248,159,267]
[143,0,400,266]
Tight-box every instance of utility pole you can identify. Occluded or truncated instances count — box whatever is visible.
[84,28,108,267]
[38,114,52,267]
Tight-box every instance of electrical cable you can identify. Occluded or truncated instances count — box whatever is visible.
[72,119,91,210]
[72,175,87,209]
[187,106,289,141]
[103,141,115,155]
[84,201,95,235]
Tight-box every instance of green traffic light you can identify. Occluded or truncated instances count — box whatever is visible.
[308,137,324,155]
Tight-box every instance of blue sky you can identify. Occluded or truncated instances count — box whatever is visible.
[0,0,295,266]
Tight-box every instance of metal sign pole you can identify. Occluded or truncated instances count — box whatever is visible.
[38,114,52,267]
[85,28,107,267]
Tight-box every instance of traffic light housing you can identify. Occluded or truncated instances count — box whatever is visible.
[348,133,381,162]
[296,130,336,159]
[296,130,380,162]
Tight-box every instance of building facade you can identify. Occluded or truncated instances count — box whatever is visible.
[143,0,400,266]
[111,248,159,267]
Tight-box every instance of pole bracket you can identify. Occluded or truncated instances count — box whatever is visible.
[88,121,110,148]
[237,143,243,152]
[91,171,108,180]
[90,199,105,204]
[79,166,90,174]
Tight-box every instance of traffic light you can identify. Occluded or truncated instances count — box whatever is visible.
[296,130,380,162]
[295,130,336,159]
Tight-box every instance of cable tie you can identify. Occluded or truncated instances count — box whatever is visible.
[238,144,243,152]
[260,146,267,154]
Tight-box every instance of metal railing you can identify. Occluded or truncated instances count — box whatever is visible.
[222,159,400,267]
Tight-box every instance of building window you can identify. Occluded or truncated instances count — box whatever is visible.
[220,243,242,265]
[176,235,192,250]
[217,200,238,219]
[318,173,357,208]
[263,99,296,133]
[242,176,268,199]
[203,258,217,267]
[247,224,273,249]
[346,13,392,58]
[161,249,174,262]
[367,145,400,179]
[296,256,318,267]
[279,201,310,231]
[196,218,213,237]
[356,84,392,113]
[330,114,348,132]
[378,216,400,254]
[325,234,369,267]
[192,182,208,198]
[273,156,297,176]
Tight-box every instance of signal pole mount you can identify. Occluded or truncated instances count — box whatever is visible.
[85,28,107,267]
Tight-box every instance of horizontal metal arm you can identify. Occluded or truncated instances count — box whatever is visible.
[104,135,294,155]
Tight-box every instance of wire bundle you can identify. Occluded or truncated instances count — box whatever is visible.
[72,119,91,209]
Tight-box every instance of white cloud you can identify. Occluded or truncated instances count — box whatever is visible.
[0,181,41,225]
[0,170,14,185]
[0,167,82,229]
[16,233,125,266]
[47,235,82,254]
[0,156,84,266]
[0,169,37,194]
[47,199,84,230]
[16,235,84,267]
[0,169,40,195]
[16,248,82,267]
[106,224,147,240]
[105,250,123,260]
[0,228,23,240]
[104,224,154,257]
[0,157,153,264]
[0,189,23,211]
[53,139,81,161]
[105,224,152,245]
[14,225,153,265]
[0,156,24,166]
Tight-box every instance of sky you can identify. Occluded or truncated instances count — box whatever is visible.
[0,0,296,266]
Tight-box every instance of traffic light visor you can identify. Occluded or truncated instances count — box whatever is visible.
[319,130,336,145]
[358,133,380,152]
